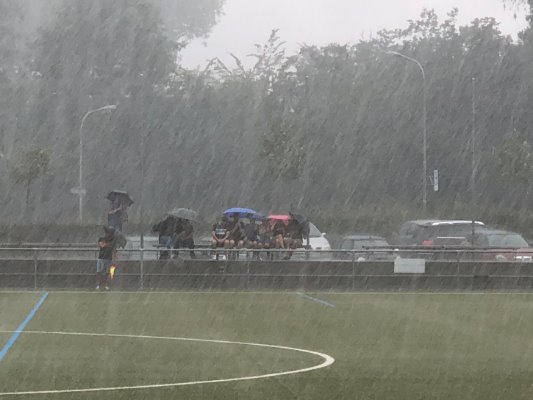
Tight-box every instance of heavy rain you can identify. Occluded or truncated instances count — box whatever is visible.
[2,0,533,399]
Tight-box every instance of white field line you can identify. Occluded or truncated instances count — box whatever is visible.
[0,290,300,295]
[3,290,533,296]
[296,292,336,308]
[0,330,335,396]
[305,291,533,295]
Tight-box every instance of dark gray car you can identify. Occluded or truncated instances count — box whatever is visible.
[396,219,485,246]
[338,234,392,261]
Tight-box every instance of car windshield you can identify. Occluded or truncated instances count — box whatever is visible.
[486,234,529,248]
[354,239,389,248]
[428,224,478,237]
[341,238,388,250]
[308,222,322,237]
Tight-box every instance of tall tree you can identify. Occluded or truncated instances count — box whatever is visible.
[153,0,224,48]
[27,0,177,221]
[0,0,24,159]
[10,148,50,219]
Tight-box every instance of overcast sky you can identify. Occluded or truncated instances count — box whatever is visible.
[180,0,529,68]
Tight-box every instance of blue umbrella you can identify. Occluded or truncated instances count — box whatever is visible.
[223,207,257,217]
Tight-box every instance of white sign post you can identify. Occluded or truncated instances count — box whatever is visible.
[433,169,439,192]
[70,188,87,196]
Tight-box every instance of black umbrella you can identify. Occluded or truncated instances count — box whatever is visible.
[290,212,310,236]
[289,213,307,225]
[106,190,134,207]
[167,208,199,221]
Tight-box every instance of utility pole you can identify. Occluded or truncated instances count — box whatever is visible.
[471,77,476,207]
[471,77,477,246]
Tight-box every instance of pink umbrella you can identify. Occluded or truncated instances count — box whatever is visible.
[267,214,292,221]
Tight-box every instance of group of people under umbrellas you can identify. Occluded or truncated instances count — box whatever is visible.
[98,198,310,282]
[211,208,310,260]
[151,208,198,259]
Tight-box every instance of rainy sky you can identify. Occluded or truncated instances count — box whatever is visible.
[181,0,529,68]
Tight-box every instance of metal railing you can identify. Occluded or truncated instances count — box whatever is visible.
[1,245,533,290]
[0,244,532,260]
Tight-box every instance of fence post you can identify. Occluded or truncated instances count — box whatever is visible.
[247,263,250,290]
[140,247,144,290]
[33,249,38,290]
[352,251,356,290]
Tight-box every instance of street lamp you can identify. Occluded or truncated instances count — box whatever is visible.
[386,51,428,210]
[471,77,476,207]
[75,104,117,224]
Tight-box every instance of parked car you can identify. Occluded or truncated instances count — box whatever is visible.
[396,219,485,247]
[307,222,331,251]
[338,234,392,261]
[299,222,332,260]
[470,229,533,262]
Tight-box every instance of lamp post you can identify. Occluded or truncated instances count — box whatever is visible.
[387,51,428,210]
[471,77,476,207]
[76,104,117,224]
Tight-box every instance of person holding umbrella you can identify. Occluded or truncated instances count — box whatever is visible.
[106,190,133,232]
[257,219,272,256]
[227,214,244,250]
[174,218,195,259]
[107,198,123,232]
[151,215,180,260]
[242,218,259,249]
[164,208,198,259]
[268,215,288,250]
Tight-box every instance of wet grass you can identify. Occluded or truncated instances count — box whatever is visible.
[1,291,533,399]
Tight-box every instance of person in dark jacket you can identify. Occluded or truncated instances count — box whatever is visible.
[226,215,244,260]
[283,219,307,260]
[271,220,286,250]
[107,198,124,232]
[243,219,259,250]
[152,216,180,259]
[96,226,117,290]
[173,219,195,258]
[227,215,244,249]
[211,216,230,260]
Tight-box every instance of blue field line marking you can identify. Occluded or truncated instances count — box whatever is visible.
[296,292,335,308]
[0,292,49,362]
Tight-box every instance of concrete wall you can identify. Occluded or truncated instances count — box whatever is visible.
[2,259,533,290]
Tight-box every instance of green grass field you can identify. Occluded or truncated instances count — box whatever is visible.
[2,291,533,399]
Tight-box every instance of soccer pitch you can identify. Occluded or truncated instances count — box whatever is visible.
[2,291,533,399]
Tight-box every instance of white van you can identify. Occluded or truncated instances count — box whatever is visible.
[288,222,331,261]
[307,222,331,250]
